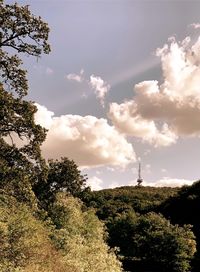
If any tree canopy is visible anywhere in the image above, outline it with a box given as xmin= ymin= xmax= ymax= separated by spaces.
xmin=108 ymin=211 xmax=196 ymax=272
xmin=0 ymin=0 xmax=50 ymax=202
xmin=33 ymin=157 xmax=88 ymax=207
xmin=0 ymin=0 xmax=50 ymax=97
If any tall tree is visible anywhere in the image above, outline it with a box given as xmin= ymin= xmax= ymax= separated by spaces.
xmin=0 ymin=0 xmax=50 ymax=202
xmin=33 ymin=157 xmax=88 ymax=207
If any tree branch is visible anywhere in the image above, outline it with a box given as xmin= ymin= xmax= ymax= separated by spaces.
xmin=0 ymin=31 xmax=28 ymax=47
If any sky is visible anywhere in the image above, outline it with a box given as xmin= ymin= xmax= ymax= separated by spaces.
xmin=6 ymin=0 xmax=200 ymax=190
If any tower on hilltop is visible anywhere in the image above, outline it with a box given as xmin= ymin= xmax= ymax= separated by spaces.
xmin=137 ymin=161 xmax=143 ymax=186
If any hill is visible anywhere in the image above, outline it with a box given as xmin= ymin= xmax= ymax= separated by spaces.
xmin=82 ymin=185 xmax=180 ymax=219
xmin=82 ymin=185 xmax=197 ymax=272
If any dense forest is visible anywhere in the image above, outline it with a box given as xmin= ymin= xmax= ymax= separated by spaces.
xmin=0 ymin=1 xmax=199 ymax=272
xmin=82 ymin=185 xmax=200 ymax=271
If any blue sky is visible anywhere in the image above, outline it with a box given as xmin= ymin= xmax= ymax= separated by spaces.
xmin=7 ymin=0 xmax=200 ymax=189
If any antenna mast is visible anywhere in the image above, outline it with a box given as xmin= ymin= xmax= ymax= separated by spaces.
xmin=137 ymin=161 xmax=143 ymax=186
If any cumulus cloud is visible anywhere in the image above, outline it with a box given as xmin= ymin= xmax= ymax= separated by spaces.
xmin=143 ymin=177 xmax=194 ymax=187
xmin=109 ymin=35 xmax=200 ymax=146
xmin=109 ymin=100 xmax=177 ymax=147
xmin=35 ymin=104 xmax=135 ymax=168
xmin=34 ymin=103 xmax=54 ymax=129
xmin=87 ymin=176 xmax=103 ymax=191
xmin=89 ymin=75 xmax=111 ymax=107
xmin=66 ymin=69 xmax=84 ymax=82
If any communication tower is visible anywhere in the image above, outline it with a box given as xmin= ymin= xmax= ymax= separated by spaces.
xmin=137 ymin=162 xmax=143 ymax=186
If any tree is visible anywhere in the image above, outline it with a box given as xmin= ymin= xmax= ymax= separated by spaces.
xmin=0 ymin=194 xmax=72 ymax=272
xmin=0 ymin=0 xmax=50 ymax=202
xmin=49 ymin=193 xmax=122 ymax=272
xmin=33 ymin=157 xmax=88 ymax=207
xmin=0 ymin=0 xmax=50 ymax=97
xmin=108 ymin=212 xmax=196 ymax=272
xmin=159 ymin=180 xmax=200 ymax=271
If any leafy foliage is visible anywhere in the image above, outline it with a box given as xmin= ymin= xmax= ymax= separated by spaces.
xmin=0 ymin=84 xmax=47 ymax=203
xmin=0 ymin=194 xmax=72 ymax=272
xmin=108 ymin=211 xmax=196 ymax=272
xmin=82 ymin=185 xmax=198 ymax=271
xmin=33 ymin=157 xmax=88 ymax=207
xmin=0 ymin=0 xmax=50 ymax=97
xmin=49 ymin=193 xmax=122 ymax=272
xmin=0 ymin=192 xmax=122 ymax=272
xmin=159 ymin=180 xmax=200 ymax=271
xmin=0 ymin=0 xmax=50 ymax=202
xmin=82 ymin=185 xmax=179 ymax=220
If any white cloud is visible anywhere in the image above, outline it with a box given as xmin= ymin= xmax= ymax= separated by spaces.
xmin=65 ymin=71 xmax=111 ymax=106
xmin=143 ymin=177 xmax=194 ymax=187
xmin=109 ymin=35 xmax=200 ymax=146
xmin=35 ymin=104 xmax=135 ymax=168
xmin=190 ymin=23 xmax=200 ymax=29
xmin=108 ymin=182 xmax=124 ymax=189
xmin=34 ymin=103 xmax=54 ymax=129
xmin=66 ymin=69 xmax=84 ymax=82
xmin=87 ymin=176 xmax=103 ymax=191
xmin=109 ymin=100 xmax=177 ymax=147
xmin=89 ymin=75 xmax=110 ymax=107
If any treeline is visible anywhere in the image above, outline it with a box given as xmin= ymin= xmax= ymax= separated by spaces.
xmin=82 ymin=186 xmax=179 ymax=219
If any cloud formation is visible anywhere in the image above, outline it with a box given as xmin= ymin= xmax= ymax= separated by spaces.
xmin=143 ymin=177 xmax=194 ymax=187
xmin=35 ymin=104 xmax=135 ymax=168
xmin=190 ymin=23 xmax=200 ymax=29
xmin=87 ymin=176 xmax=104 ymax=191
xmin=66 ymin=70 xmax=110 ymax=107
xmin=109 ymin=35 xmax=200 ymax=146
xmin=66 ymin=69 xmax=84 ymax=82
xmin=89 ymin=75 xmax=111 ymax=107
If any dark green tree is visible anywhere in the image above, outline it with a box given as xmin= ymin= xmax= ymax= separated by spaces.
xmin=108 ymin=212 xmax=196 ymax=272
xmin=0 ymin=0 xmax=50 ymax=203
xmin=159 ymin=180 xmax=200 ymax=271
xmin=33 ymin=157 xmax=88 ymax=207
